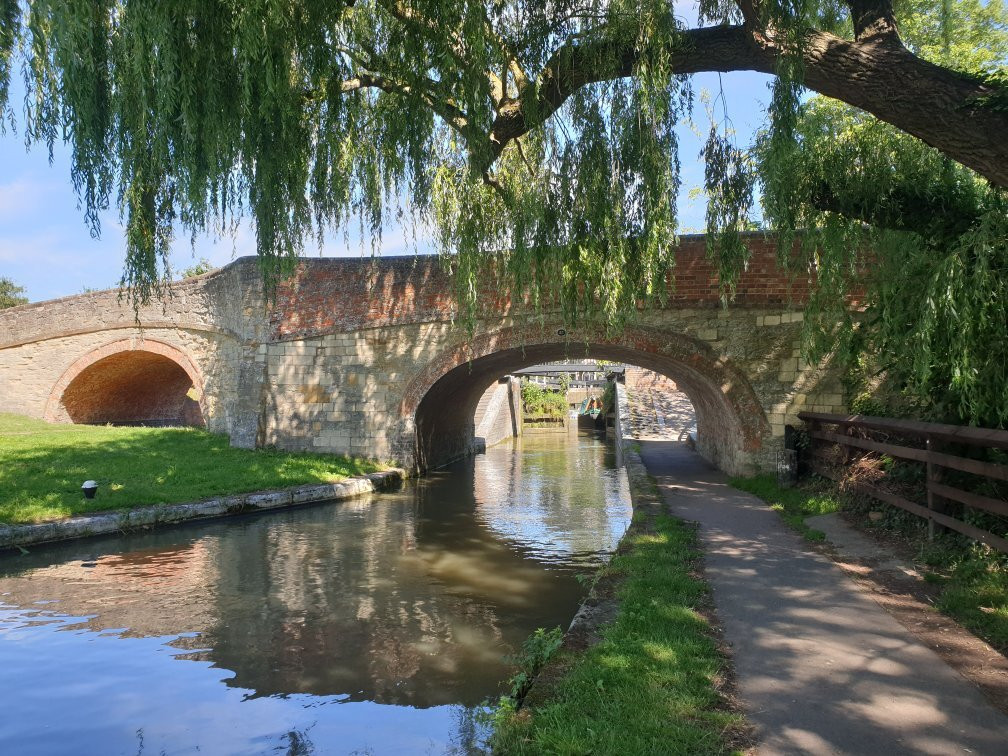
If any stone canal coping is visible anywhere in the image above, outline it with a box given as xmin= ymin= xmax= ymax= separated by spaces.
xmin=0 ymin=469 xmax=407 ymax=551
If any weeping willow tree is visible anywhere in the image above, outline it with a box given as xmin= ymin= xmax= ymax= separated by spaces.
xmin=0 ymin=0 xmax=1006 ymax=422
xmin=754 ymin=0 xmax=1008 ymax=426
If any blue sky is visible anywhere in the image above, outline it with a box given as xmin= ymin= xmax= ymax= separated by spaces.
xmin=0 ymin=66 xmax=773 ymax=303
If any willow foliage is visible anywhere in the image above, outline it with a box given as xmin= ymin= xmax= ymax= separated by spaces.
xmin=0 ymin=0 xmax=687 ymax=324
xmin=756 ymin=0 xmax=1008 ymax=426
xmin=1 ymin=0 xmax=1007 ymax=424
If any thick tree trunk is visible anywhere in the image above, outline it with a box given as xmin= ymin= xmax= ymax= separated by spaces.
xmin=800 ymin=32 xmax=1007 ymax=188
xmin=489 ymin=26 xmax=1008 ymax=188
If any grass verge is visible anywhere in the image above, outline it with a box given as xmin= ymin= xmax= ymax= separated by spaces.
xmin=0 ymin=413 xmax=384 ymax=524
xmin=488 ymin=508 xmax=745 ymax=754
xmin=729 ymin=475 xmax=840 ymax=541
xmin=867 ymin=500 xmax=1008 ymax=649
xmin=732 ymin=473 xmax=1007 ymax=650
xmin=924 ymin=552 xmax=1008 ymax=649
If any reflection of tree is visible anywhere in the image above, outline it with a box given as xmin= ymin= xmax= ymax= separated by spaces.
xmin=447 ymin=705 xmax=487 ymax=756
xmin=0 ymin=537 xmax=221 ymax=638
xmin=203 ymin=498 xmax=515 ymax=706
xmin=203 ymin=481 xmax=596 ymax=707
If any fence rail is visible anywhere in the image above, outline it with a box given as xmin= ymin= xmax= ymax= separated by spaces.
xmin=798 ymin=412 xmax=1008 ymax=554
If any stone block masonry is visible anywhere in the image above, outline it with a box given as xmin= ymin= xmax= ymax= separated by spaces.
xmin=0 ymin=234 xmax=850 ymax=477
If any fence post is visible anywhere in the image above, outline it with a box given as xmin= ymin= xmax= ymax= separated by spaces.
xmin=926 ymin=435 xmax=942 ymax=540
xmin=843 ymin=420 xmax=856 ymax=464
xmin=805 ymin=418 xmax=818 ymax=477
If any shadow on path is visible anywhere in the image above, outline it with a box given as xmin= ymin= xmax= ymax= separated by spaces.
xmin=638 ymin=440 xmax=1008 ymax=756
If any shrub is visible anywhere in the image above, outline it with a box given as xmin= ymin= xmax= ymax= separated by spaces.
xmin=521 ymin=381 xmax=567 ymax=419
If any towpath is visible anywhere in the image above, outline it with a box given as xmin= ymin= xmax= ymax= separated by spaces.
xmin=637 ymin=440 xmax=1008 ymax=756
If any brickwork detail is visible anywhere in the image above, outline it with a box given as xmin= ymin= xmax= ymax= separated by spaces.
xmin=45 ymin=338 xmax=204 ymax=423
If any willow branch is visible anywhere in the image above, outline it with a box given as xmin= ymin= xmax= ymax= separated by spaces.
xmin=811 ymin=181 xmax=981 ymax=240
xmin=376 ymin=0 xmax=504 ymax=103
xmin=337 ymin=71 xmax=474 ymax=141
xmin=482 ymin=24 xmax=1008 ymax=188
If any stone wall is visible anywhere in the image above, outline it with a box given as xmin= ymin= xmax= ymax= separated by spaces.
xmin=0 ymin=234 xmax=850 ymax=476
xmin=475 ymin=381 xmax=517 ymax=450
xmin=0 ymin=264 xmax=269 ymax=447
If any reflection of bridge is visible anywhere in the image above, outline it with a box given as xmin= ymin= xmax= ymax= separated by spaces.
xmin=0 ymin=235 xmax=849 ymax=475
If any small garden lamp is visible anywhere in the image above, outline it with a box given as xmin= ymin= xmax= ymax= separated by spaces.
xmin=81 ymin=480 xmax=98 ymax=499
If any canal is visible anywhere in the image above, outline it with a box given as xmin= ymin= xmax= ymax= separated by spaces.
xmin=0 ymin=430 xmax=631 ymax=755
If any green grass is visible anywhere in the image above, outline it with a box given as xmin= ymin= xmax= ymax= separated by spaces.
xmin=521 ymin=381 xmax=568 ymax=419
xmin=730 ymin=475 xmax=841 ymax=541
xmin=489 ymin=513 xmax=745 ymax=755
xmin=0 ymin=413 xmax=384 ymax=524
xmin=933 ymin=558 xmax=1008 ymax=649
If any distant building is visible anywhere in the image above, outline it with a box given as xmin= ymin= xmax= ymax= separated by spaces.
xmin=511 ymin=361 xmax=624 ymax=389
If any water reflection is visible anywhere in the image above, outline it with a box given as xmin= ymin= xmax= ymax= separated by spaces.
xmin=0 ymin=431 xmax=630 ymax=754
xmin=474 ymin=433 xmax=631 ymax=563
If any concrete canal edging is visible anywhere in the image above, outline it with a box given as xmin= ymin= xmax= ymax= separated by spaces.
xmin=0 ymin=469 xmax=406 ymax=551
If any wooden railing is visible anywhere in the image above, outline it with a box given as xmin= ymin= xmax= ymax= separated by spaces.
xmin=798 ymin=412 xmax=1008 ymax=553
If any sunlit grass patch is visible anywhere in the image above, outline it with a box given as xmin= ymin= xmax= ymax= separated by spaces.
xmin=730 ymin=475 xmax=840 ymax=540
xmin=490 ymin=514 xmax=746 ymax=755
xmin=928 ymin=549 xmax=1008 ymax=649
xmin=0 ymin=413 xmax=385 ymax=524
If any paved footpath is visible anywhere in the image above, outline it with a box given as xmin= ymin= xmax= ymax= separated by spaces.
xmin=637 ymin=440 xmax=1008 ymax=756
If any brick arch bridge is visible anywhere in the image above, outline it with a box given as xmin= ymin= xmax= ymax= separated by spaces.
xmin=409 ymin=325 xmax=768 ymax=472
xmin=44 ymin=338 xmax=205 ymax=426
xmin=0 ymin=235 xmax=848 ymax=476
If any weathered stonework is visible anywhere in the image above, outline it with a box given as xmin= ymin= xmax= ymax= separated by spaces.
xmin=0 ymin=235 xmax=849 ymax=476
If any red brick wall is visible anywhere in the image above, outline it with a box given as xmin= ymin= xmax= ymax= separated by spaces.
xmin=667 ymin=237 xmax=812 ymax=305
xmin=271 ymin=236 xmax=813 ymax=341
xmin=59 ymin=351 xmax=203 ymax=425
xmin=45 ymin=339 xmax=206 ymax=427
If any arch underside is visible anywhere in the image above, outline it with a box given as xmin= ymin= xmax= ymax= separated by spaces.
xmin=413 ymin=336 xmax=768 ymax=475
xmin=56 ymin=350 xmax=204 ymax=427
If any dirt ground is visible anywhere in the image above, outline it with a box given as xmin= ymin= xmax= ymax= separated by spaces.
xmin=806 ymin=511 xmax=1008 ymax=717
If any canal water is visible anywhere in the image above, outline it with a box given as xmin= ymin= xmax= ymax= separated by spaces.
xmin=0 ymin=431 xmax=630 ymax=755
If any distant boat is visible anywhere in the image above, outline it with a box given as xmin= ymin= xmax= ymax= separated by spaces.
xmin=579 ymin=396 xmax=602 ymax=419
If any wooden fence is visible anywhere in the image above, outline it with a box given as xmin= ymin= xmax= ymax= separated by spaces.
xmin=798 ymin=411 xmax=1008 ymax=554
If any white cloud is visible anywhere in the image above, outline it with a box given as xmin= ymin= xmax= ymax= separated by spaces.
xmin=0 ymin=176 xmax=64 ymax=224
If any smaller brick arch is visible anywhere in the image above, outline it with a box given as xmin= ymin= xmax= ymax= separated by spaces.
xmin=45 ymin=339 xmax=205 ymax=427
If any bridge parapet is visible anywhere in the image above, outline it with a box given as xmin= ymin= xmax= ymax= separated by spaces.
xmin=0 ymin=259 xmax=268 ymax=350
xmin=268 ymin=235 xmax=813 ymax=343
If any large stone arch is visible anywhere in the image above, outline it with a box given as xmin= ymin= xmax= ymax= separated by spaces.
xmin=402 ymin=323 xmax=770 ymax=475
xmin=44 ymin=338 xmax=206 ymax=427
